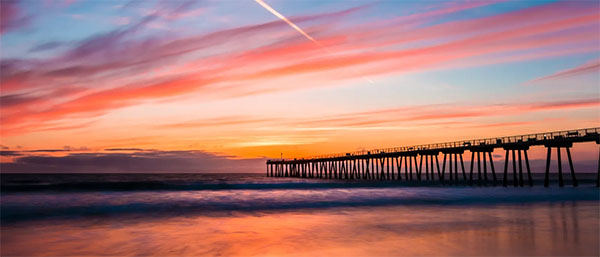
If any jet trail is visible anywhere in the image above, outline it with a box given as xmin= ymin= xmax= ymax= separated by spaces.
xmin=254 ymin=0 xmax=374 ymax=84
xmin=254 ymin=0 xmax=319 ymax=45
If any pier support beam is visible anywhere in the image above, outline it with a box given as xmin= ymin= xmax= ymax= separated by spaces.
xmin=406 ymin=156 xmax=411 ymax=181
xmin=424 ymin=155 xmax=429 ymax=180
xmin=363 ymin=158 xmax=368 ymax=179
xmin=471 ymin=151 xmax=476 ymax=184
xmin=460 ymin=154 xmax=467 ymax=181
xmin=502 ymin=145 xmax=531 ymax=187
xmin=597 ymin=145 xmax=600 ymax=187
xmin=435 ymin=154 xmax=441 ymax=181
xmin=441 ymin=153 xmax=446 ymax=182
xmin=413 ymin=155 xmax=420 ymax=181
xmin=351 ymin=159 xmax=357 ymax=179
xmin=278 ymin=163 xmax=282 ymax=177
xmin=544 ymin=142 xmax=576 ymax=187
xmin=332 ymin=161 xmax=336 ymax=179
xmin=380 ymin=157 xmax=385 ymax=180
xmin=398 ymin=152 xmax=418 ymax=181
xmin=470 ymin=147 xmax=496 ymax=186
xmin=396 ymin=156 xmax=403 ymax=181
xmin=597 ymin=146 xmax=600 ymax=187
xmin=418 ymin=151 xmax=440 ymax=181
xmin=386 ymin=157 xmax=394 ymax=180
xmin=371 ymin=157 xmax=375 ymax=180
xmin=409 ymin=155 xmax=413 ymax=181
xmin=344 ymin=160 xmax=348 ymax=179
xmin=441 ymin=149 xmax=465 ymax=184
xmin=329 ymin=160 xmax=334 ymax=179
xmin=365 ymin=157 xmax=371 ymax=180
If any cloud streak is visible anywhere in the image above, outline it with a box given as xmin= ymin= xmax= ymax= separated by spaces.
xmin=155 ymin=97 xmax=600 ymax=131
xmin=1 ymin=0 xmax=598 ymax=161
xmin=531 ymin=59 xmax=600 ymax=83
xmin=298 ymin=98 xmax=600 ymax=129
xmin=1 ymin=150 xmax=266 ymax=173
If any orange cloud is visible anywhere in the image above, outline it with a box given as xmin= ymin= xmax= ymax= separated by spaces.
xmin=1 ymin=1 xmax=598 ymax=137
xmin=154 ymin=98 xmax=599 ymax=131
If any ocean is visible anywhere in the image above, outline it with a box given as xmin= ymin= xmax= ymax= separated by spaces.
xmin=1 ymin=173 xmax=599 ymax=256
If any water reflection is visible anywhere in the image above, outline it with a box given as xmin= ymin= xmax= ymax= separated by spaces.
xmin=2 ymin=202 xmax=598 ymax=256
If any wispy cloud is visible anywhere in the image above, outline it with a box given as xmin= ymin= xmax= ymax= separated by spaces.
xmin=155 ymin=97 xmax=599 ymax=131
xmin=296 ymin=98 xmax=600 ymax=129
xmin=157 ymin=116 xmax=276 ymax=129
xmin=1 ymin=0 xmax=598 ymax=156
xmin=530 ymin=59 xmax=600 ymax=83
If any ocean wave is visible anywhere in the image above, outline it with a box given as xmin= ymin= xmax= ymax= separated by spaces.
xmin=1 ymin=186 xmax=598 ymax=223
xmin=2 ymin=173 xmax=598 ymax=192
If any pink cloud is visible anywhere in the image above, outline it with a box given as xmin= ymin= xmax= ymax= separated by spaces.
xmin=1 ymin=1 xmax=598 ymax=136
xmin=300 ymin=98 xmax=600 ymax=128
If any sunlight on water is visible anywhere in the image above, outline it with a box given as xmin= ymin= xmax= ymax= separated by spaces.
xmin=2 ymin=202 xmax=598 ymax=256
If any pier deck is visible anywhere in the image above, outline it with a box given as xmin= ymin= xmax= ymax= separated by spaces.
xmin=266 ymin=127 xmax=600 ymax=187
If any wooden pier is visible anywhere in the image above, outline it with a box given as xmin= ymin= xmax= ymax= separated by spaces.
xmin=266 ymin=127 xmax=600 ymax=187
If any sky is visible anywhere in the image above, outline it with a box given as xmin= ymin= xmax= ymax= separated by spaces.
xmin=0 ymin=0 xmax=599 ymax=173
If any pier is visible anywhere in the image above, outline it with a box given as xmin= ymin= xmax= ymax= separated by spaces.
xmin=266 ymin=127 xmax=600 ymax=187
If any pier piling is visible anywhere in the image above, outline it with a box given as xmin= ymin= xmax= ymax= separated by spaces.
xmin=265 ymin=128 xmax=600 ymax=188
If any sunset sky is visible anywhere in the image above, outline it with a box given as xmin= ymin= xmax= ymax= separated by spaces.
xmin=1 ymin=0 xmax=599 ymax=173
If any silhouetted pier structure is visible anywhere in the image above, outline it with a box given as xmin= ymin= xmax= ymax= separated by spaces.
xmin=266 ymin=127 xmax=600 ymax=187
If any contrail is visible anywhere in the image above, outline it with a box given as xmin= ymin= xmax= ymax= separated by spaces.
xmin=254 ymin=0 xmax=319 ymax=45
xmin=254 ymin=0 xmax=373 ymax=84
